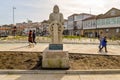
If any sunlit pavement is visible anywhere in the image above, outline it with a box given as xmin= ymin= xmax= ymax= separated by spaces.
xmin=0 ymin=74 xmax=120 ymax=80
xmin=0 ymin=43 xmax=120 ymax=55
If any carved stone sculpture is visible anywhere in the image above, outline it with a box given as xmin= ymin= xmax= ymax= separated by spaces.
xmin=48 ymin=5 xmax=64 ymax=44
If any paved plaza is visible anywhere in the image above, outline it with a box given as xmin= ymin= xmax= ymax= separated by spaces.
xmin=0 ymin=73 xmax=120 ymax=80
xmin=0 ymin=43 xmax=120 ymax=55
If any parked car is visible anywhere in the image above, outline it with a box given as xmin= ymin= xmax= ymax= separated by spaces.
xmin=0 ymin=32 xmax=8 ymax=37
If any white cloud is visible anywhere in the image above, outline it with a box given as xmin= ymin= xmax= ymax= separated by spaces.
xmin=49 ymin=0 xmax=120 ymax=16
xmin=0 ymin=0 xmax=120 ymax=25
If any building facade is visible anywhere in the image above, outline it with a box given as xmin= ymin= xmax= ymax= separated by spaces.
xmin=67 ymin=14 xmax=77 ymax=35
xmin=40 ymin=20 xmax=49 ymax=36
xmin=83 ymin=16 xmax=97 ymax=37
xmin=0 ymin=25 xmax=11 ymax=37
xmin=16 ymin=21 xmax=41 ymax=36
xmin=63 ymin=20 xmax=68 ymax=35
xmin=67 ymin=13 xmax=93 ymax=36
xmin=83 ymin=8 xmax=120 ymax=38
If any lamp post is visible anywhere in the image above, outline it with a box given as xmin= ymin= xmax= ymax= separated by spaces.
xmin=13 ymin=7 xmax=16 ymax=24
xmin=12 ymin=7 xmax=16 ymax=37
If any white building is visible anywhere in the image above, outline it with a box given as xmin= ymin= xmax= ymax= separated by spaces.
xmin=83 ymin=16 xmax=97 ymax=30
xmin=67 ymin=13 xmax=94 ymax=36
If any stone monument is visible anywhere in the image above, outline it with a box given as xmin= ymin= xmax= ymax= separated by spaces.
xmin=48 ymin=5 xmax=64 ymax=50
xmin=42 ymin=5 xmax=69 ymax=69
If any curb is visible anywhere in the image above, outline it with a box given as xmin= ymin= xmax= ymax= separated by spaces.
xmin=0 ymin=69 xmax=120 ymax=74
xmin=69 ymin=53 xmax=120 ymax=56
xmin=0 ymin=51 xmax=119 ymax=56
xmin=66 ymin=69 xmax=120 ymax=74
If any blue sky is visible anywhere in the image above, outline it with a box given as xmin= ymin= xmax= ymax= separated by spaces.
xmin=0 ymin=0 xmax=120 ymax=25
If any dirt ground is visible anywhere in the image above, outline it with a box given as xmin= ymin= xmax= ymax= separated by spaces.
xmin=0 ymin=51 xmax=120 ymax=70
xmin=69 ymin=53 xmax=120 ymax=70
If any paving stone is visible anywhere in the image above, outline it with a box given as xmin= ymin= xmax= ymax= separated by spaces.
xmin=79 ymin=74 xmax=120 ymax=80
xmin=1 ymin=75 xmax=21 ymax=80
xmin=0 ymin=74 xmax=120 ymax=80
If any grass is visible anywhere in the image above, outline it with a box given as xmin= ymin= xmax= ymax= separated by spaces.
xmin=63 ymin=35 xmax=81 ymax=40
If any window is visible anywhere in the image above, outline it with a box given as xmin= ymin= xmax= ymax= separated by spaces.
xmin=117 ymin=17 xmax=120 ymax=24
xmin=104 ymin=19 xmax=106 ymax=25
xmin=108 ymin=18 xmax=111 ymax=24
xmin=88 ymin=22 xmax=91 ymax=27
xmin=102 ymin=19 xmax=105 ymax=25
xmin=106 ymin=18 xmax=110 ymax=25
xmin=116 ymin=28 xmax=119 ymax=33
xmin=97 ymin=20 xmax=100 ymax=25
xmin=110 ymin=18 xmax=116 ymax=25
xmin=93 ymin=22 xmax=96 ymax=26
xmin=99 ymin=19 xmax=102 ymax=25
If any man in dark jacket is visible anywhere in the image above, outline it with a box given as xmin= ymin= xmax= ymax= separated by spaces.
xmin=33 ymin=30 xmax=36 ymax=44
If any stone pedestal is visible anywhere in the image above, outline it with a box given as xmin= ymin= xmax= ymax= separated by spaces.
xmin=42 ymin=49 xmax=69 ymax=69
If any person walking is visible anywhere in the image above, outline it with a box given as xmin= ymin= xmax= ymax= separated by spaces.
xmin=28 ymin=30 xmax=34 ymax=47
xmin=99 ymin=36 xmax=108 ymax=53
xmin=98 ymin=32 xmax=103 ymax=49
xmin=32 ymin=30 xmax=36 ymax=44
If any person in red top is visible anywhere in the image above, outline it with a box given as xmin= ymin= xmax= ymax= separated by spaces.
xmin=28 ymin=30 xmax=33 ymax=43
xmin=28 ymin=30 xmax=34 ymax=47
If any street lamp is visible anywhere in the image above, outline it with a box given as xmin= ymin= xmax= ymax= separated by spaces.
xmin=13 ymin=7 xmax=16 ymax=24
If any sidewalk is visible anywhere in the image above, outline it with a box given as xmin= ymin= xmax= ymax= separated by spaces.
xmin=0 ymin=73 xmax=120 ymax=80
xmin=0 ymin=43 xmax=120 ymax=55
xmin=0 ymin=70 xmax=120 ymax=80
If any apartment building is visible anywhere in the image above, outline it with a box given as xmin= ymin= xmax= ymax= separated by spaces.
xmin=83 ymin=8 xmax=120 ymax=38
xmin=67 ymin=13 xmax=93 ymax=36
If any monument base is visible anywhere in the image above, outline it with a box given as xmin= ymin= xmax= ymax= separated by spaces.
xmin=42 ymin=49 xmax=69 ymax=69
